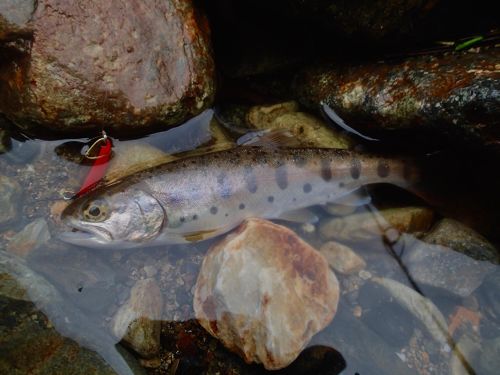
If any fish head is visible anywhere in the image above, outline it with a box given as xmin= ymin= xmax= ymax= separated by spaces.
xmin=60 ymin=187 xmax=165 ymax=248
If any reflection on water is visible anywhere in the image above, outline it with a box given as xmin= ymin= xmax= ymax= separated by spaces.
xmin=1 ymin=109 xmax=499 ymax=375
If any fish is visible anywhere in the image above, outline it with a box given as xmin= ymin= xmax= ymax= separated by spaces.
xmin=60 ymin=146 xmax=419 ymax=248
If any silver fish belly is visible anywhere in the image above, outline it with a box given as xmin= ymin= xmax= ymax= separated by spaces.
xmin=60 ymin=147 xmax=417 ymax=248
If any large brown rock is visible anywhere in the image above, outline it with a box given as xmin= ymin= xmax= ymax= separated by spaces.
xmin=295 ymin=49 xmax=500 ymax=145
xmin=0 ymin=0 xmax=34 ymax=41
xmin=0 ymin=0 xmax=214 ymax=135
xmin=193 ymin=218 xmax=339 ymax=370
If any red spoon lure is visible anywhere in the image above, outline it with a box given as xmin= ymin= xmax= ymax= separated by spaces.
xmin=74 ymin=131 xmax=113 ymax=198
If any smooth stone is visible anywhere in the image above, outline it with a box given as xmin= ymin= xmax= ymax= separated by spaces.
xmin=7 ymin=218 xmax=51 ymax=257
xmin=111 ymin=278 xmax=163 ymax=359
xmin=423 ymin=219 xmax=499 ymax=263
xmin=319 ymin=241 xmax=366 ymax=275
xmin=247 ymin=101 xmax=352 ymax=149
xmin=403 ymin=220 xmax=498 ymax=297
xmin=319 ymin=206 xmax=434 ymax=241
xmin=194 ymin=218 xmax=339 ymax=370
xmin=0 ymin=0 xmax=214 ymax=135
xmin=295 ymin=49 xmax=500 ymax=146
xmin=358 ymin=282 xmax=416 ymax=348
xmin=0 ymin=175 xmax=21 ymax=226
xmin=479 ymin=336 xmax=500 ymax=374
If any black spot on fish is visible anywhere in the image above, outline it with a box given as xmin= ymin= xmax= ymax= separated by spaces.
xmin=225 ymin=213 xmax=229 ymax=217
xmin=244 ymin=166 xmax=258 ymax=193
xmin=210 ymin=206 xmax=218 ymax=215
xmin=293 ymin=197 xmax=297 ymax=202
xmin=339 ymin=182 xmax=345 ymax=188
xmin=350 ymin=159 xmax=361 ymax=179
xmin=275 ymin=165 xmax=288 ymax=190
xmin=239 ymin=203 xmax=245 ymax=210
xmin=217 ymin=172 xmax=232 ymax=199
xmin=180 ymin=217 xmax=185 ymax=223
xmin=377 ymin=161 xmax=390 ymax=178
xmin=294 ymin=155 xmax=307 ymax=167
xmin=192 ymin=214 xmax=198 ymax=220
xmin=320 ymin=159 xmax=332 ymax=181
xmin=268 ymin=196 xmax=274 ymax=203
xmin=303 ymin=183 xmax=312 ymax=193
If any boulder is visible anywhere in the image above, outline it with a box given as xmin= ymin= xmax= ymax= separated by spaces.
xmin=194 ymin=218 xmax=339 ymax=370
xmin=0 ymin=0 xmax=214 ymax=136
xmin=295 ymin=49 xmax=500 ymax=146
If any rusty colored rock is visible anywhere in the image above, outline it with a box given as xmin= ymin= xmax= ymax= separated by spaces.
xmin=194 ymin=218 xmax=339 ymax=370
xmin=295 ymin=49 xmax=500 ymax=145
xmin=0 ymin=0 xmax=215 ymax=135
xmin=0 ymin=0 xmax=34 ymax=41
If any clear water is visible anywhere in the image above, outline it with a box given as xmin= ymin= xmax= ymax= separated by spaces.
xmin=1 ymin=108 xmax=499 ymax=375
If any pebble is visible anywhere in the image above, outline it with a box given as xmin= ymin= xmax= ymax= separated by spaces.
xmin=0 ymin=175 xmax=21 ymax=227
xmin=194 ymin=218 xmax=339 ymax=370
xmin=111 ymin=278 xmax=163 ymax=358
xmin=319 ymin=241 xmax=366 ymax=275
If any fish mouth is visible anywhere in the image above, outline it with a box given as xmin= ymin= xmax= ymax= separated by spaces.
xmin=59 ymin=219 xmax=114 ymax=248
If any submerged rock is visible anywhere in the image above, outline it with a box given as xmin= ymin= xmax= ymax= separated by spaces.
xmin=194 ymin=218 xmax=339 ymax=370
xmin=111 ymin=278 xmax=163 ymax=359
xmin=0 ymin=175 xmax=21 ymax=227
xmin=403 ymin=219 xmax=498 ymax=297
xmin=319 ymin=206 xmax=434 ymax=241
xmin=7 ymin=218 xmax=51 ymax=257
xmin=0 ymin=0 xmax=214 ymax=135
xmin=295 ymin=49 xmax=500 ymax=145
xmin=246 ymin=101 xmax=352 ymax=148
xmin=423 ymin=219 xmax=499 ymax=263
xmin=0 ymin=250 xmax=144 ymax=375
xmin=319 ymin=241 xmax=366 ymax=275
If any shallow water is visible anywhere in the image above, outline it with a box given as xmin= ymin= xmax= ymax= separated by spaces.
xmin=1 ymin=108 xmax=500 ymax=375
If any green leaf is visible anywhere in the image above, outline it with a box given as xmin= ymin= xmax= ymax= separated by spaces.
xmin=455 ymin=36 xmax=484 ymax=51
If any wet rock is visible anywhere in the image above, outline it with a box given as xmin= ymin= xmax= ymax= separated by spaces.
xmin=0 ymin=250 xmax=144 ymax=375
xmin=358 ymin=282 xmax=416 ymax=348
xmin=403 ymin=220 xmax=498 ymax=297
xmin=0 ymin=0 xmax=34 ymax=41
xmin=479 ymin=336 xmax=500 ymax=374
xmin=423 ymin=219 xmax=499 ymax=263
xmin=246 ymin=102 xmax=352 ymax=148
xmin=111 ymin=278 xmax=163 ymax=358
xmin=0 ymin=175 xmax=21 ymax=227
xmin=194 ymin=218 xmax=339 ymax=370
xmin=7 ymin=218 xmax=51 ymax=257
xmin=477 ymin=270 xmax=500 ymax=339
xmin=450 ymin=334 xmax=481 ymax=375
xmin=0 ymin=0 xmax=214 ymax=135
xmin=316 ymin=306 xmax=418 ymax=375
xmin=373 ymin=277 xmax=449 ymax=345
xmin=319 ymin=241 xmax=366 ymax=275
xmin=295 ymin=49 xmax=500 ymax=145
xmin=319 ymin=206 xmax=434 ymax=241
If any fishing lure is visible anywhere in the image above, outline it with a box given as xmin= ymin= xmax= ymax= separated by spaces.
xmin=74 ymin=131 xmax=113 ymax=198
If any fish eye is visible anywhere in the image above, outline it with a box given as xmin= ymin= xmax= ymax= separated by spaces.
xmin=83 ymin=200 xmax=109 ymax=222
